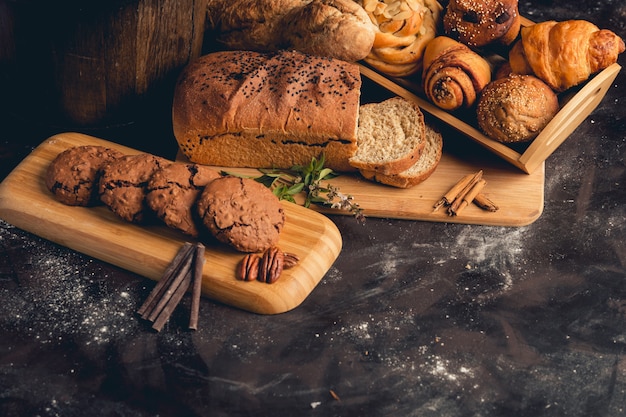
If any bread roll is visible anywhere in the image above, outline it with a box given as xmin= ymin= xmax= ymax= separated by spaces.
xmin=477 ymin=74 xmax=559 ymax=143
xmin=206 ymin=0 xmax=376 ymax=62
xmin=443 ymin=0 xmax=521 ymax=47
xmin=349 ymin=97 xmax=426 ymax=175
xmin=172 ymin=50 xmax=361 ymax=172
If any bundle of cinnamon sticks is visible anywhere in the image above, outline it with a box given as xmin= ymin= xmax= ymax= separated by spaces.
xmin=137 ymin=242 xmax=205 ymax=332
xmin=433 ymin=170 xmax=498 ymax=216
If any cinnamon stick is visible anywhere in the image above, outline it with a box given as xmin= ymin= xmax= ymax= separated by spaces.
xmin=145 ymin=253 xmax=194 ymax=322
xmin=447 ymin=171 xmax=483 ymax=215
xmin=473 ymin=193 xmax=499 ymax=212
xmin=449 ymin=179 xmax=486 ymax=216
xmin=137 ymin=242 xmax=194 ymax=316
xmin=433 ymin=172 xmax=475 ymax=211
xmin=188 ymin=243 xmax=205 ymax=331
xmin=138 ymin=241 xmax=209 ymax=332
xmin=152 ymin=267 xmax=193 ymax=332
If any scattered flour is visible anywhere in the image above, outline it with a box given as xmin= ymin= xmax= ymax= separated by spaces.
xmin=0 ymin=220 xmax=139 ymax=347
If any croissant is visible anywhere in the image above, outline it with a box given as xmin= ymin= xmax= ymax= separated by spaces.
xmin=421 ymin=36 xmax=492 ymax=111
xmin=509 ymin=20 xmax=625 ymax=92
xmin=360 ymin=0 xmax=443 ymax=77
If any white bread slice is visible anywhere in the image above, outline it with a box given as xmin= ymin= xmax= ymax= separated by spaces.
xmin=349 ymin=96 xmax=425 ymax=175
xmin=360 ymin=124 xmax=443 ymax=188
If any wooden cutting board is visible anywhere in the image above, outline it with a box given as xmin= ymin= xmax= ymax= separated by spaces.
xmin=177 ymin=136 xmax=545 ymax=227
xmin=0 ymin=133 xmax=343 ymax=315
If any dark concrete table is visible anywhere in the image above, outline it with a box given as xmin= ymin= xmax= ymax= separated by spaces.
xmin=1 ymin=0 xmax=625 ymax=415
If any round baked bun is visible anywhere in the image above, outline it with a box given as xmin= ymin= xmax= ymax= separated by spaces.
xmin=443 ymin=0 xmax=521 ymax=47
xmin=196 ymin=177 xmax=285 ymax=253
xmin=477 ymin=74 xmax=559 ymax=143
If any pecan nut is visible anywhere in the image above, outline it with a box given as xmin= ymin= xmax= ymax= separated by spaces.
xmin=236 ymin=254 xmax=260 ymax=281
xmin=283 ymin=252 xmax=300 ymax=269
xmin=258 ymin=246 xmax=284 ymax=284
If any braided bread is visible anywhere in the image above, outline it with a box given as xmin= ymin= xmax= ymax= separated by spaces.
xmin=361 ymin=0 xmax=443 ymax=77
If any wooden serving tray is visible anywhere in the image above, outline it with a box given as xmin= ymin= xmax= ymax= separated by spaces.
xmin=0 ymin=133 xmax=342 ymax=315
xmin=361 ymin=63 xmax=621 ymax=175
xmin=178 ymin=143 xmax=545 ymax=227
xmin=360 ymin=16 xmax=622 ymax=174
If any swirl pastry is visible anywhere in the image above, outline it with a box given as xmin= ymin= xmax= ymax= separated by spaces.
xmin=421 ymin=36 xmax=492 ymax=111
xmin=360 ymin=0 xmax=443 ymax=77
xmin=509 ymin=20 xmax=625 ymax=92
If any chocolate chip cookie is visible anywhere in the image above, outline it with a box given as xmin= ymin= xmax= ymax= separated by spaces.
xmin=196 ymin=176 xmax=285 ymax=252
xmin=146 ymin=162 xmax=221 ymax=237
xmin=46 ymin=145 xmax=124 ymax=206
xmin=99 ymin=153 xmax=170 ymax=223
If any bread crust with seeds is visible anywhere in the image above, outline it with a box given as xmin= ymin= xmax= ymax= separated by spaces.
xmin=476 ymin=74 xmax=559 ymax=143
xmin=172 ymin=50 xmax=361 ymax=172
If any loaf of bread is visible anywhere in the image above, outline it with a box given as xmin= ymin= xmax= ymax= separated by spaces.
xmin=360 ymin=123 xmax=443 ymax=188
xmin=206 ymin=0 xmax=376 ymax=63
xmin=477 ymin=74 xmax=559 ymax=143
xmin=172 ymin=50 xmax=361 ymax=172
xmin=443 ymin=0 xmax=520 ymax=48
xmin=509 ymin=20 xmax=625 ymax=92
xmin=349 ymin=97 xmax=426 ymax=175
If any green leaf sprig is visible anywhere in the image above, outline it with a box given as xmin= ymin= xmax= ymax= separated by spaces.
xmin=252 ymin=155 xmax=364 ymax=222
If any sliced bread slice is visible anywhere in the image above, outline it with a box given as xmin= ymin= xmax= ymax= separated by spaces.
xmin=349 ymin=96 xmax=425 ymax=175
xmin=360 ymin=124 xmax=443 ymax=188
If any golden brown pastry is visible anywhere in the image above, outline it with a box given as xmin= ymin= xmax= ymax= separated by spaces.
xmin=422 ymin=36 xmax=492 ymax=111
xmin=443 ymin=0 xmax=521 ymax=48
xmin=360 ymin=0 xmax=443 ymax=77
xmin=509 ymin=20 xmax=625 ymax=92
xmin=476 ymin=74 xmax=559 ymax=143
xmin=206 ymin=0 xmax=376 ymax=62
